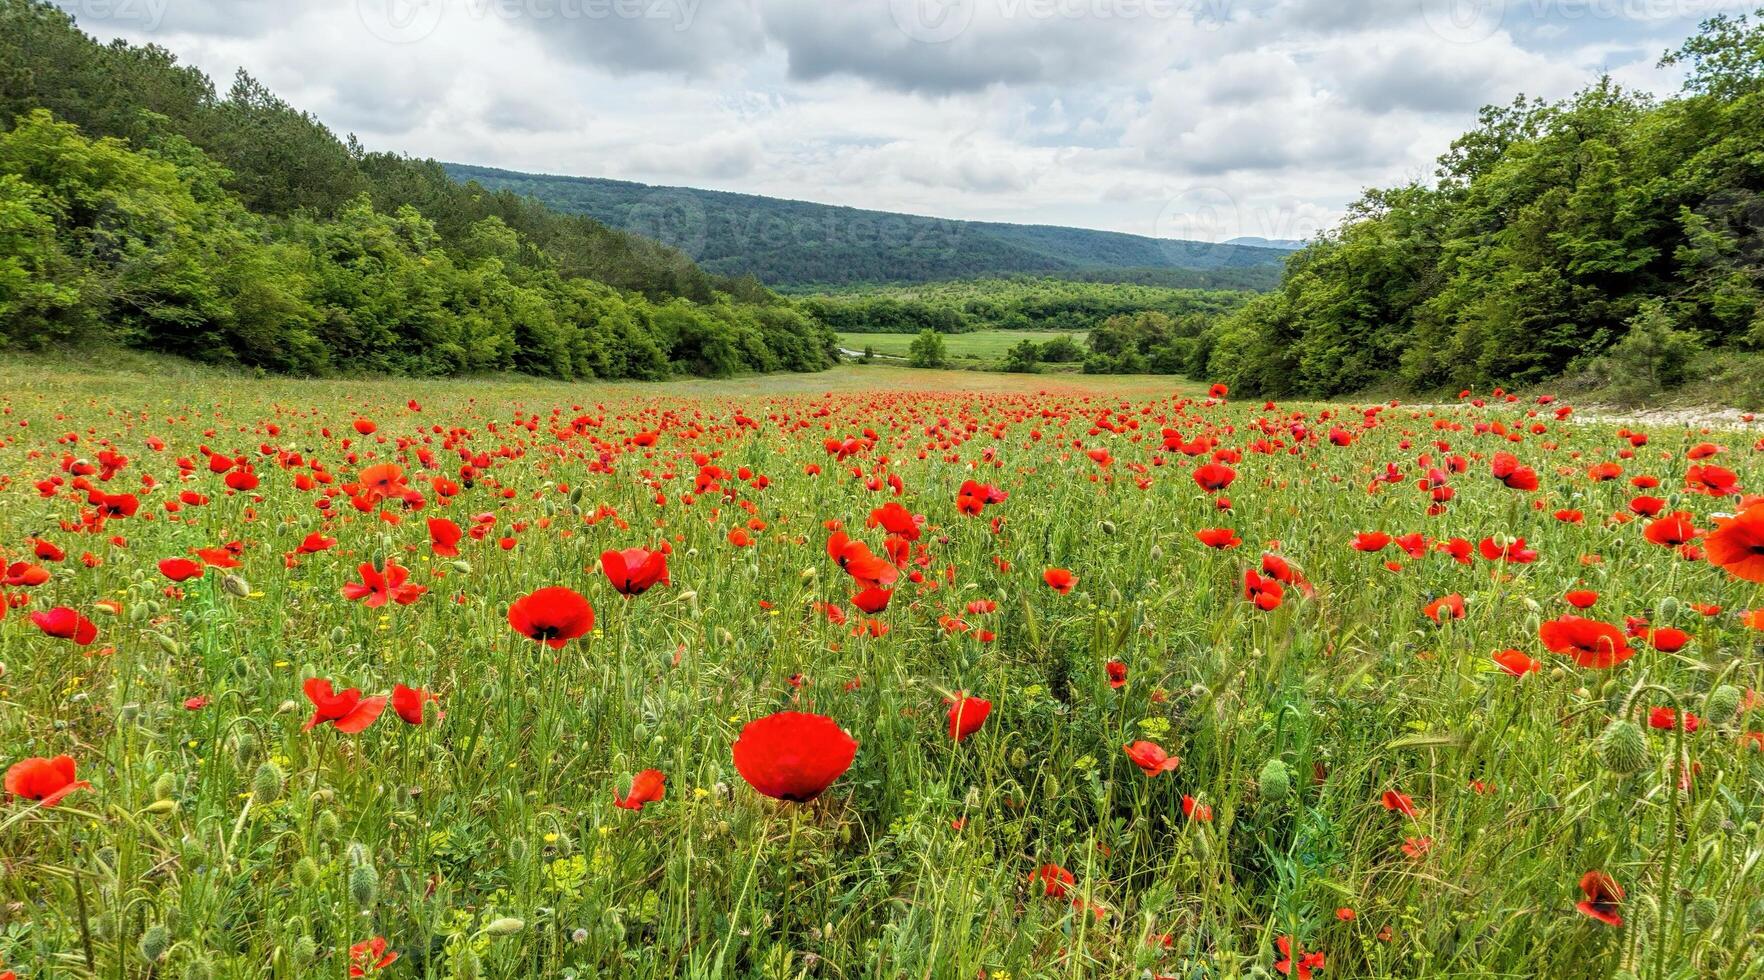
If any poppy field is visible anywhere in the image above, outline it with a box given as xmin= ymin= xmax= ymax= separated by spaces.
xmin=4 ymin=363 xmax=1764 ymax=980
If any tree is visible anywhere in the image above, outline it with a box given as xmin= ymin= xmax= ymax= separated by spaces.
xmin=1002 ymin=339 xmax=1040 ymax=373
xmin=908 ymin=329 xmax=947 ymax=368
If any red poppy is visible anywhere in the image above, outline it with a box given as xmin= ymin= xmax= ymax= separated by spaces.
xmin=508 ymin=586 xmax=596 ymax=648
xmin=4 ymin=755 xmax=91 ymax=806
xmin=947 ymin=693 xmax=992 ymax=740
xmin=1490 ymin=452 xmax=1539 ymax=491
xmin=341 ymin=560 xmax=427 ymax=608
xmin=1181 ymin=795 xmax=1213 ymax=821
xmin=1193 ymin=463 xmax=1236 ymax=493
xmin=158 ymin=557 xmax=206 ymax=582
xmin=1105 ymin=659 xmax=1128 ymax=689
xmin=1352 ymin=532 xmax=1390 ymax=552
xmin=1539 ymin=616 xmax=1635 ymax=669
xmin=1275 ymin=936 xmax=1325 ymax=979
xmin=1643 ymin=512 xmax=1701 ymax=548
xmin=390 ymin=684 xmax=440 ymax=725
xmin=1564 ymin=589 xmax=1599 ymax=609
xmin=348 ymin=937 xmax=398 ymax=977
xmin=1195 ymin=527 xmax=1241 ymax=549
xmin=614 ymin=769 xmax=667 ymax=811
xmin=1478 ymin=537 xmax=1537 ymax=563
xmin=2 ymin=562 xmax=49 ymax=586
xmin=1244 ymin=569 xmax=1284 ymax=611
xmin=601 ymin=547 xmax=670 ymax=597
xmin=1043 ymin=567 xmax=1077 ymax=594
xmin=30 ymin=606 xmax=98 ymax=645
xmin=296 ymin=532 xmax=337 ymax=554
xmin=1575 ymin=870 xmax=1623 ymax=927
xmin=1706 ymin=504 xmax=1764 ymax=583
xmin=302 ymin=679 xmax=387 ymax=734
xmin=1423 ymin=594 xmax=1465 ymax=623
xmin=732 ymin=711 xmax=857 ymax=803
xmin=1380 ymin=790 xmax=1416 ymax=818
xmin=1492 ymin=649 xmax=1541 ymax=676
xmin=1031 ymin=863 xmax=1075 ymax=898
xmin=427 ymin=517 xmax=463 ymax=558
xmin=828 ymin=531 xmax=899 ymax=589
xmin=1646 ymin=627 xmax=1690 ymax=653
xmin=1123 ymin=740 xmax=1181 ymax=776
xmin=1647 ymin=707 xmax=1699 ymax=732
xmin=852 ymin=587 xmax=892 ymax=614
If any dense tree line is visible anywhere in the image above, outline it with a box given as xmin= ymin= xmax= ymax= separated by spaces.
xmin=446 ymin=164 xmax=1289 ymax=291
xmin=1200 ymin=12 xmax=1764 ymax=398
xmin=0 ymin=0 xmax=836 ymax=379
xmin=802 ymin=277 xmax=1254 ymax=336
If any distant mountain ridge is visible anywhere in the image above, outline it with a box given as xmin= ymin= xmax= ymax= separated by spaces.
xmin=444 ymin=163 xmax=1290 ymax=291
xmin=1226 ymin=236 xmax=1308 ymax=251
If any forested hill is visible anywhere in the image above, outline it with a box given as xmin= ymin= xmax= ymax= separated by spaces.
xmin=1198 ymin=11 xmax=1764 ymax=399
xmin=0 ymin=0 xmax=836 ymax=380
xmin=443 ymin=163 xmax=1290 ymax=291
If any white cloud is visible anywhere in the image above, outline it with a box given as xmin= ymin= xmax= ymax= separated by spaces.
xmin=50 ymin=0 xmax=1730 ymax=240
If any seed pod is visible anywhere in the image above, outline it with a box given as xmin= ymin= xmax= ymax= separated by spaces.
xmin=183 ymin=957 xmax=215 ymax=980
xmin=346 ymin=841 xmax=372 ymax=867
xmin=1706 ymin=685 xmax=1742 ymax=725
xmin=1689 ymin=895 xmax=1719 ymax=930
xmin=1656 ymin=596 xmax=1680 ymax=621
xmin=143 ymin=799 xmax=178 ymax=815
xmin=253 ymin=762 xmax=284 ymax=802
xmin=1010 ymin=747 xmax=1028 ymax=768
xmin=349 ymin=863 xmax=378 ymax=909
xmin=482 ymin=917 xmax=525 ymax=936
xmin=1100 ymin=519 xmax=1116 ymax=535
xmin=153 ymin=772 xmax=177 ymax=801
xmin=221 ymin=573 xmax=250 ymax=597
xmin=316 ymin=811 xmax=340 ymax=839
xmin=139 ymin=924 xmax=171 ymax=963
xmin=1258 ymin=758 xmax=1291 ymax=801
xmin=293 ymin=936 xmax=318 ymax=964
xmin=1597 ymin=719 xmax=1649 ymax=775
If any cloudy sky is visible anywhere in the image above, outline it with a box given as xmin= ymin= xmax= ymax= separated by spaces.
xmin=54 ymin=0 xmax=1753 ymax=241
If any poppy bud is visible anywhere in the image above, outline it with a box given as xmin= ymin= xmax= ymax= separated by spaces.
xmin=1100 ymin=519 xmax=1115 ymax=535
xmin=221 ymin=573 xmax=250 ymax=597
xmin=1688 ymin=895 xmax=1718 ymax=930
xmin=1258 ymin=759 xmax=1290 ymax=801
xmin=330 ymin=626 xmax=348 ymax=646
xmin=1705 ymin=685 xmax=1742 ymax=725
xmin=153 ymin=772 xmax=177 ymax=801
xmin=292 ymin=936 xmax=318 ymax=964
xmin=1597 ymin=719 xmax=1648 ymax=774
xmin=119 ymin=703 xmax=141 ymax=724
xmin=1149 ymin=544 xmax=1163 ymax=561
xmin=316 ymin=811 xmax=340 ymax=839
xmin=232 ymin=732 xmax=257 ymax=758
xmin=183 ymin=957 xmax=215 ymax=980
xmin=139 ymin=924 xmax=170 ymax=963
xmin=482 ymin=917 xmax=525 ymax=936
xmin=156 ymin=633 xmax=182 ymax=656
xmin=449 ymin=560 xmax=473 ymax=575
xmin=349 ymin=863 xmax=378 ymax=909
xmin=1010 ymin=747 xmax=1028 ymax=768
xmin=129 ymin=603 xmax=149 ymax=624
xmin=253 ymin=762 xmax=284 ymax=802
xmin=142 ymin=798 xmax=178 ymax=815
xmin=1656 ymin=596 xmax=1680 ymax=621
xmin=453 ymin=949 xmax=482 ymax=980
xmin=293 ymin=857 xmax=320 ymax=889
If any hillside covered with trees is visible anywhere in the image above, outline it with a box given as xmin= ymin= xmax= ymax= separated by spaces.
xmin=0 ymin=0 xmax=836 ymax=379
xmin=444 ymin=164 xmax=1290 ymax=291
xmin=1199 ymin=11 xmax=1764 ymax=399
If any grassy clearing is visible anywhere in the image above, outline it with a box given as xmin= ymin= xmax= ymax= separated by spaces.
xmin=835 ymin=330 xmax=1087 ymax=364
xmin=1 ymin=358 xmax=1762 ymax=979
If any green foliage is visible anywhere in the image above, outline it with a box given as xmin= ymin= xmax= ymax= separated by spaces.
xmin=1001 ymin=338 xmax=1041 ymax=373
xmin=907 ymin=329 xmax=948 ymax=368
xmin=1036 ymin=334 xmax=1083 ymax=363
xmin=443 ymin=163 xmax=1290 ymax=290
xmin=0 ymin=0 xmax=836 ymax=380
xmin=1201 ymin=12 xmax=1764 ymax=397
xmin=1575 ymin=299 xmax=1705 ymax=404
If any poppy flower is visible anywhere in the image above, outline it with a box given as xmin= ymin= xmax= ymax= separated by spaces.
xmin=1539 ymin=616 xmax=1635 ymax=669
xmin=4 ymin=755 xmax=90 ymax=806
xmin=296 ymin=532 xmax=337 ymax=554
xmin=348 ymin=937 xmax=398 ymax=977
xmin=1195 ymin=527 xmax=1241 ymax=549
xmin=1424 ymin=594 xmax=1465 ymax=623
xmin=1123 ymin=740 xmax=1181 ymax=776
xmin=1043 ymin=567 xmax=1077 ymax=594
xmin=732 ymin=711 xmax=857 ymax=803
xmin=1244 ymin=570 xmax=1284 ymax=610
xmin=158 ymin=557 xmax=206 ymax=582
xmin=2 ymin=562 xmax=49 ymax=586
xmin=1105 ymin=659 xmax=1128 ymax=688
xmin=1478 ymin=537 xmax=1536 ymax=563
xmin=1706 ymin=505 xmax=1764 ymax=583
xmin=30 ymin=607 xmax=98 ymax=645
xmin=1380 ymin=790 xmax=1417 ymax=818
xmin=427 ymin=518 xmax=463 ymax=558
xmin=390 ymin=684 xmax=440 ymax=725
xmin=1646 ymin=627 xmax=1690 ymax=653
xmin=947 ymin=693 xmax=992 ymax=741
xmin=1275 ymin=936 xmax=1325 ymax=979
xmin=1575 ymin=870 xmax=1623 ymax=927
xmin=1643 ymin=512 xmax=1701 ymax=548
xmin=1352 ymin=532 xmax=1390 ymax=552
xmin=1647 ymin=707 xmax=1699 ymax=732
xmin=1492 ymin=649 xmax=1541 ymax=676
xmin=1031 ymin=863 xmax=1075 ymax=898
xmin=302 ymin=679 xmax=387 ymax=734
xmin=601 ymin=547 xmax=670 ymax=597
xmin=851 ymin=587 xmax=892 ymax=614
xmin=1564 ymin=590 xmax=1599 ymax=609
xmin=1181 ymin=794 xmax=1213 ymax=821
xmin=341 ymin=560 xmax=427 ymax=607
xmin=614 ymin=769 xmax=667 ymax=811
xmin=508 ymin=586 xmax=596 ymax=648
xmin=1193 ymin=463 xmax=1236 ymax=493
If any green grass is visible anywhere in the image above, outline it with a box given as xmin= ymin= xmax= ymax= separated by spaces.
xmin=1 ymin=357 xmax=1760 ymax=979
xmin=836 ymin=330 xmax=1087 ymax=364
